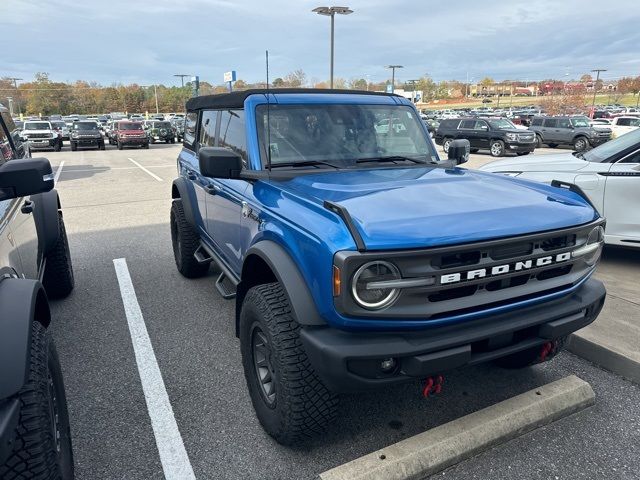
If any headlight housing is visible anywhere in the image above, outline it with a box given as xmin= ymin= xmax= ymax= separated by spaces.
xmin=571 ymin=225 xmax=604 ymax=266
xmin=351 ymin=261 xmax=401 ymax=310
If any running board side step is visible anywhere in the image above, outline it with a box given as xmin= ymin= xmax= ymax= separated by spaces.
xmin=194 ymin=241 xmax=238 ymax=299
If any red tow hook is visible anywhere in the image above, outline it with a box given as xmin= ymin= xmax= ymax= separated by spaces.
xmin=539 ymin=341 xmax=553 ymax=362
xmin=422 ymin=375 xmax=444 ymax=398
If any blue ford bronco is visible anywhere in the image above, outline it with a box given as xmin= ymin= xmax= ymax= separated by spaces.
xmin=170 ymin=89 xmax=606 ymax=445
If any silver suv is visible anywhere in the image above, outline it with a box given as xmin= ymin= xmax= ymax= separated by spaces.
xmin=530 ymin=115 xmax=611 ymax=151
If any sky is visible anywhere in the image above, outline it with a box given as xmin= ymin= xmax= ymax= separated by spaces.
xmin=2 ymin=0 xmax=640 ymax=87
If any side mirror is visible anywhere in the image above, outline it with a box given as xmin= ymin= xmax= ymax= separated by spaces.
xmin=447 ymin=139 xmax=470 ymax=165
xmin=0 ymin=158 xmax=54 ymax=201
xmin=198 ymin=147 xmax=243 ymax=179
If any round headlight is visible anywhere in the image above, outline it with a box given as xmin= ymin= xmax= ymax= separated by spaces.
xmin=351 ymin=261 xmax=401 ymax=310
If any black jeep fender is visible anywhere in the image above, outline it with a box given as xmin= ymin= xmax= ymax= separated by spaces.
xmin=171 ymin=177 xmax=203 ymax=228
xmin=31 ymin=189 xmax=62 ymax=259
xmin=236 ymin=241 xmax=326 ymax=335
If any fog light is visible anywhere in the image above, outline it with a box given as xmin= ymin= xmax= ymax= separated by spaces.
xmin=380 ymin=358 xmax=396 ymax=372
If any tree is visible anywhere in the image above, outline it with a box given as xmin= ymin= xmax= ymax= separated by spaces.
xmin=233 ymin=79 xmax=248 ymax=90
xmin=580 ymin=74 xmax=593 ymax=83
xmin=479 ymin=77 xmax=494 ymax=87
xmin=282 ymin=69 xmax=307 ymax=87
xmin=349 ymin=78 xmax=368 ymax=91
xmin=272 ymin=77 xmax=285 ymax=88
xmin=539 ymin=92 xmax=587 ymax=115
xmin=333 ymin=77 xmax=347 ymax=89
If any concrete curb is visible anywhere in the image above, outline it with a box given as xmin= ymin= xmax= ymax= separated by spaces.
xmin=567 ymin=334 xmax=640 ymax=385
xmin=319 ymin=375 xmax=594 ymax=480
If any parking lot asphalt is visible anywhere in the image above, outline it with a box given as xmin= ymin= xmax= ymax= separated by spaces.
xmin=44 ymin=143 xmax=640 ymax=479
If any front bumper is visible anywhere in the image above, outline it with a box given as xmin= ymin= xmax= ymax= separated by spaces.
xmin=589 ymin=136 xmax=610 ymax=146
xmin=301 ymin=277 xmax=605 ymax=393
xmin=27 ymin=138 xmax=57 ymax=149
xmin=71 ymin=137 xmax=102 ymax=147
xmin=505 ymin=141 xmax=536 ymax=152
xmin=120 ymin=137 xmax=149 ymax=145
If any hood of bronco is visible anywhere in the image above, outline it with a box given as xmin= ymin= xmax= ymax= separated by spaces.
xmin=269 ymin=166 xmax=598 ymax=250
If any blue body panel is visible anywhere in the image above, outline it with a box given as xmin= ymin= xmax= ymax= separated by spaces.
xmin=178 ymin=92 xmax=600 ymax=332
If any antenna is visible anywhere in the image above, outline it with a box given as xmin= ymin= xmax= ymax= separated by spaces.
xmin=266 ymin=50 xmax=272 ymax=172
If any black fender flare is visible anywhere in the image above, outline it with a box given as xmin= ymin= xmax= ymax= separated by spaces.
xmin=31 ymin=189 xmax=61 ymax=258
xmin=171 ymin=177 xmax=201 ymax=228
xmin=236 ymin=241 xmax=326 ymax=335
xmin=0 ymin=278 xmax=50 ymax=400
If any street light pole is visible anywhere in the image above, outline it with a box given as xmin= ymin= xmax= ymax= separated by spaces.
xmin=8 ymin=77 xmax=22 ymax=116
xmin=174 ymin=74 xmax=190 ymax=87
xmin=154 ymin=84 xmax=159 ymax=114
xmin=313 ymin=6 xmax=353 ymax=89
xmin=385 ymin=65 xmax=403 ymax=93
xmin=591 ymin=68 xmax=607 ymax=114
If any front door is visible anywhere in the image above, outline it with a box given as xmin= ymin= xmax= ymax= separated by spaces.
xmin=602 ymin=151 xmax=640 ymax=244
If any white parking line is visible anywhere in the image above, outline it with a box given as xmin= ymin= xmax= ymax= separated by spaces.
xmin=113 ymin=258 xmax=196 ymax=480
xmin=54 ymin=161 xmax=65 ymax=184
xmin=128 ymin=157 xmax=163 ymax=181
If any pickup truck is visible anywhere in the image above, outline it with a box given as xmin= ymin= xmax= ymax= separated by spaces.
xmin=607 ymin=116 xmax=640 ymax=138
xmin=21 ymin=120 xmax=62 ymax=152
xmin=170 ymin=89 xmax=606 ymax=445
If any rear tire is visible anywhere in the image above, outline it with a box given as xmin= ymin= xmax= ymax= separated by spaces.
xmin=536 ymin=134 xmax=543 ymax=148
xmin=170 ymin=199 xmax=209 ymax=278
xmin=240 ymin=282 xmax=338 ymax=445
xmin=42 ymin=212 xmax=74 ymax=299
xmin=494 ymin=337 xmax=566 ymax=369
xmin=442 ymin=137 xmax=453 ymax=154
xmin=0 ymin=322 xmax=74 ymax=480
xmin=490 ymin=139 xmax=505 ymax=157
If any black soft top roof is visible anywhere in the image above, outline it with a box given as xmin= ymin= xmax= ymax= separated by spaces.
xmin=185 ymin=88 xmax=399 ymax=111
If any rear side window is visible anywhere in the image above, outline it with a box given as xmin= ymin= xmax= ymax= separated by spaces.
xmin=543 ymin=118 xmax=558 ymax=128
xmin=218 ymin=110 xmax=247 ymax=166
xmin=183 ymin=111 xmax=198 ymax=148
xmin=199 ymin=110 xmax=219 ymax=147
xmin=531 ymin=118 xmax=543 ymax=126
xmin=459 ymin=120 xmax=475 ymax=129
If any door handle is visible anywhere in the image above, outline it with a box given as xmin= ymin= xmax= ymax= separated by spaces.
xmin=204 ymin=185 xmax=221 ymax=195
xmin=21 ymin=200 xmax=34 ymax=214
xmin=186 ymin=172 xmax=197 ymax=181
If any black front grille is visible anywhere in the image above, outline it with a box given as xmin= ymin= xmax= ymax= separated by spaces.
xmin=26 ymin=133 xmax=50 ymax=139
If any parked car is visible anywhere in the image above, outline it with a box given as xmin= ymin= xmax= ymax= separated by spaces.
xmin=113 ymin=120 xmax=149 ymax=149
xmin=434 ymin=117 xmax=536 ymax=157
xmin=20 ymin=120 xmax=62 ymax=152
xmin=480 ymin=127 xmax=640 ymax=248
xmin=529 ymin=116 xmax=611 ymax=151
xmin=70 ymin=120 xmax=105 ymax=151
xmin=171 ymin=117 xmax=185 ymax=142
xmin=0 ymin=104 xmax=75 ymax=478
xmin=51 ymin=120 xmax=70 ymax=141
xmin=607 ymin=116 xmax=640 ymax=138
xmin=170 ymin=89 xmax=605 ymax=445
xmin=145 ymin=120 xmax=176 ymax=143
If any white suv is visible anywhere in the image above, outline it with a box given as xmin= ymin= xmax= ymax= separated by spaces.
xmin=21 ymin=120 xmax=62 ymax=151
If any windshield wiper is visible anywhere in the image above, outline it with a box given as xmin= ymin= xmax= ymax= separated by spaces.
xmin=356 ymin=155 xmax=430 ymax=164
xmin=270 ymin=160 xmax=341 ymax=169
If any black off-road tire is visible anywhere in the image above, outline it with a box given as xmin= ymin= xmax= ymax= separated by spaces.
xmin=494 ymin=337 xmax=567 ymax=369
xmin=442 ymin=137 xmax=453 ymax=154
xmin=53 ymin=140 xmax=61 ymax=152
xmin=98 ymin=141 xmax=105 ymax=150
xmin=170 ymin=199 xmax=208 ymax=278
xmin=240 ymin=282 xmax=338 ymax=445
xmin=143 ymin=142 xmax=150 ymax=149
xmin=536 ymin=134 xmax=543 ymax=148
xmin=0 ymin=322 xmax=74 ymax=480
xmin=516 ymin=151 xmax=530 ymax=156
xmin=42 ymin=212 xmax=74 ymax=299
xmin=490 ymin=139 xmax=505 ymax=157
xmin=117 ymin=141 xmax=123 ymax=150
xmin=573 ymin=136 xmax=588 ymax=152
xmin=70 ymin=142 xmax=77 ymax=152
xmin=470 ymin=148 xmax=479 ymax=153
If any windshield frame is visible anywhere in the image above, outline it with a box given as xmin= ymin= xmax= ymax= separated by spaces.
xmin=254 ymin=103 xmax=438 ymax=170
xmin=73 ymin=121 xmax=99 ymax=130
xmin=488 ymin=118 xmax=517 ymax=130
xmin=24 ymin=122 xmax=51 ymax=130
xmin=570 ymin=116 xmax=591 ymax=128
xmin=582 ymin=128 xmax=640 ymax=163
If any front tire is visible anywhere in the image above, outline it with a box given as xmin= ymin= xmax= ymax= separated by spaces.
xmin=240 ymin=282 xmax=338 ymax=445
xmin=170 ymin=199 xmax=208 ymax=278
xmin=70 ymin=142 xmax=77 ymax=152
xmin=42 ymin=212 xmax=74 ymax=299
xmin=0 ymin=322 xmax=74 ymax=480
xmin=490 ymin=139 xmax=505 ymax=157
xmin=117 ymin=141 xmax=123 ymax=150
xmin=573 ymin=136 xmax=588 ymax=152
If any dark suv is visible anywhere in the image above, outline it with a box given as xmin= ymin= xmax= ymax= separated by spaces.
xmin=0 ymin=105 xmax=74 ymax=478
xmin=434 ymin=117 xmax=536 ymax=157
xmin=530 ymin=116 xmax=611 ymax=151
xmin=145 ymin=120 xmax=176 ymax=144
xmin=70 ymin=120 xmax=105 ymax=151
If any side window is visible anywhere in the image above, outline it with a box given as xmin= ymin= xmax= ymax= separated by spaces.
xmin=531 ymin=118 xmax=543 ymax=127
xmin=543 ymin=118 xmax=558 ymax=128
xmin=557 ymin=118 xmax=571 ymax=129
xmin=218 ymin=110 xmax=247 ymax=167
xmin=183 ymin=111 xmax=198 ymax=148
xmin=0 ymin=118 xmax=16 ymax=164
xmin=617 ymin=118 xmax=630 ymax=127
xmin=618 ymin=149 xmax=640 ymax=164
xmin=474 ymin=120 xmax=488 ymax=131
xmin=1 ymin=112 xmax=24 ymax=158
xmin=459 ymin=120 xmax=475 ymax=129
xmin=199 ymin=110 xmax=218 ymax=147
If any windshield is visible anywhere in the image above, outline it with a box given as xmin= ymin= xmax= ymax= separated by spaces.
xmin=488 ymin=119 xmax=516 ymax=130
xmin=24 ymin=122 xmax=50 ymax=130
xmin=583 ymin=128 xmax=640 ymax=163
xmin=256 ymin=104 xmax=437 ymax=167
xmin=119 ymin=122 xmax=142 ymax=130
xmin=571 ymin=117 xmax=591 ymax=128
xmin=74 ymin=122 xmax=98 ymax=130
xmin=153 ymin=122 xmax=171 ymax=128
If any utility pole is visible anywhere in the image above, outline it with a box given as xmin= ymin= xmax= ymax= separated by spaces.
xmin=154 ymin=84 xmax=159 ymax=114
xmin=386 ymin=65 xmax=403 ymax=93
xmin=7 ymin=77 xmax=22 ymax=116
xmin=591 ymin=68 xmax=607 ymax=115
